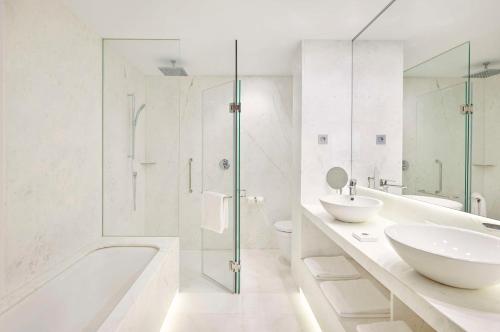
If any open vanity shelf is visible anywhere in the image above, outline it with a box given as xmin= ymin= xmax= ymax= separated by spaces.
xmin=295 ymin=202 xmax=500 ymax=332
xmin=297 ymin=254 xmax=392 ymax=332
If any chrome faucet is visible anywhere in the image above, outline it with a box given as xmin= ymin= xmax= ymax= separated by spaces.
xmin=349 ymin=179 xmax=357 ymax=198
xmin=379 ymin=179 xmax=407 ymax=192
xmin=367 ymin=176 xmax=376 ymax=189
xmin=368 ymin=167 xmax=380 ymax=189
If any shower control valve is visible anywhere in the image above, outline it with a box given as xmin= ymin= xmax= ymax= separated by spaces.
xmin=219 ymin=159 xmax=230 ymax=170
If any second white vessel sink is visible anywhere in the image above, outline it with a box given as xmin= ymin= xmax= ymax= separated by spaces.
xmin=319 ymin=195 xmax=383 ymax=223
xmin=385 ymin=224 xmax=500 ymax=289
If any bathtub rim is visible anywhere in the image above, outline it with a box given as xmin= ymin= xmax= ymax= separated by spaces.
xmin=0 ymin=237 xmax=178 ymax=316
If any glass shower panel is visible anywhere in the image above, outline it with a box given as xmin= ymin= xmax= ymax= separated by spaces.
xmin=234 ymin=79 xmax=241 ymax=294
xmin=200 ymin=40 xmax=241 ymax=293
xmin=403 ymin=42 xmax=471 ymax=211
xmin=414 ymin=83 xmax=467 ymax=204
xmin=201 ymin=81 xmax=236 ymax=292
xmin=102 ymin=39 xmax=181 ymax=236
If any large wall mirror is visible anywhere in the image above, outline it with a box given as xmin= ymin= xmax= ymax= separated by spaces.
xmin=352 ymin=0 xmax=500 ymax=221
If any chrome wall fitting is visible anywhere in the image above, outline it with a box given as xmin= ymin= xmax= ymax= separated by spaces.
xmin=219 ymin=159 xmax=230 ymax=170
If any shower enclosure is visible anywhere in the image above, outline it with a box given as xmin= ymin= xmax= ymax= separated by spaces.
xmin=403 ymin=42 xmax=472 ymax=211
xmin=102 ymin=39 xmax=242 ymax=293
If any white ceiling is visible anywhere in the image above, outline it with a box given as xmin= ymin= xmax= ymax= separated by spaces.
xmin=64 ymin=0 xmax=500 ymax=76
xmin=63 ymin=0 xmax=389 ymax=75
xmin=104 ymin=39 xmax=181 ymax=76
xmin=355 ymin=0 xmax=500 ymax=73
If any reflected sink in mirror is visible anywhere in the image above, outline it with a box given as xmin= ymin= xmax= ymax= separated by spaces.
xmin=319 ymin=195 xmax=383 ymax=223
xmin=385 ymin=224 xmax=500 ymax=289
xmin=404 ymin=195 xmax=463 ymax=211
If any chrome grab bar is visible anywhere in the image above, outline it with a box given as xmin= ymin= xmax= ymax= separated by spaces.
xmin=483 ymin=223 xmax=500 ymax=231
xmin=435 ymin=159 xmax=443 ymax=194
xmin=188 ymin=158 xmax=193 ymax=193
xmin=417 ymin=189 xmax=459 ymax=200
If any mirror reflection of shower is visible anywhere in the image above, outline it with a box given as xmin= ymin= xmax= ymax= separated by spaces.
xmin=128 ymin=93 xmax=146 ymax=211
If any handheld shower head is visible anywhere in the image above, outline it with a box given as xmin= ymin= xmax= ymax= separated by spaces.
xmin=130 ymin=103 xmax=146 ymax=160
xmin=133 ymin=104 xmax=146 ymax=125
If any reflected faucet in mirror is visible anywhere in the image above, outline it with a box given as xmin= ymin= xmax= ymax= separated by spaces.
xmin=379 ymin=179 xmax=407 ymax=193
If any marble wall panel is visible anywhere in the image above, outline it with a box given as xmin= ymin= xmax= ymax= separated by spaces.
xmin=3 ymin=0 xmax=102 ymax=294
xmin=102 ymin=46 xmax=147 ymax=235
xmin=300 ymin=40 xmax=352 ymax=204
xmin=352 ymin=41 xmax=404 ymax=190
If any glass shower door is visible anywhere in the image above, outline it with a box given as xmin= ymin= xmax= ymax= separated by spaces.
xmin=201 ymin=41 xmax=241 ymax=293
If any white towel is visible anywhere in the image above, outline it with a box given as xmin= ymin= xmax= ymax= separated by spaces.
xmin=320 ymin=279 xmax=390 ymax=318
xmin=304 ymin=256 xmax=360 ymax=280
xmin=201 ymin=191 xmax=230 ymax=234
xmin=357 ymin=321 xmax=413 ymax=332
xmin=471 ymin=192 xmax=487 ymax=217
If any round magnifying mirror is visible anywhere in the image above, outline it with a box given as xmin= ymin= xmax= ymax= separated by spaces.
xmin=326 ymin=167 xmax=348 ymax=192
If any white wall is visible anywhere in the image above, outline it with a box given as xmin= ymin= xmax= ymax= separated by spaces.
xmin=293 ymin=40 xmax=403 ymax=280
xmin=144 ymin=76 xmax=180 ymax=236
xmin=352 ymin=41 xmax=403 ymax=189
xmin=2 ymin=0 xmax=102 ymax=295
xmin=291 ymin=43 xmax=302 ymax=277
xmin=0 ymin=0 xmax=6 ymax=299
xmin=300 ymin=40 xmax=353 ymax=204
xmin=240 ymin=77 xmax=293 ymax=247
xmin=102 ymin=46 xmax=147 ymax=235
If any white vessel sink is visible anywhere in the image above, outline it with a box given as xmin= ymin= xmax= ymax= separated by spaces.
xmin=404 ymin=195 xmax=463 ymax=211
xmin=385 ymin=224 xmax=500 ymax=289
xmin=319 ymin=195 xmax=383 ymax=223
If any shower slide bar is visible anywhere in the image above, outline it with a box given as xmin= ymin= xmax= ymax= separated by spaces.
xmin=188 ymin=158 xmax=193 ymax=193
xmin=435 ymin=159 xmax=443 ymax=194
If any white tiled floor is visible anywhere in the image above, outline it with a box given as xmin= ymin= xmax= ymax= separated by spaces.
xmin=161 ymin=250 xmax=320 ymax=332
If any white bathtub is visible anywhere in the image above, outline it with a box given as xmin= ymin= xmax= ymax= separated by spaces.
xmin=0 ymin=237 xmax=179 ymax=332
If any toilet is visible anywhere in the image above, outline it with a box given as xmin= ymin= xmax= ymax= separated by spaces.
xmin=274 ymin=220 xmax=292 ymax=262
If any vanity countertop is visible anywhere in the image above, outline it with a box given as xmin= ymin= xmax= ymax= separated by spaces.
xmin=302 ymin=204 xmax=500 ymax=332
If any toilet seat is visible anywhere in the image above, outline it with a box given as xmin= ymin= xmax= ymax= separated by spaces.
xmin=274 ymin=220 xmax=292 ymax=233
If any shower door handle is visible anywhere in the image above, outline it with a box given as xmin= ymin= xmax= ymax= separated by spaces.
xmin=188 ymin=158 xmax=193 ymax=193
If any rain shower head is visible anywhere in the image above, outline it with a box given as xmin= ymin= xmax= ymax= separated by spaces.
xmin=158 ymin=60 xmax=188 ymax=76
xmin=470 ymin=62 xmax=500 ymax=78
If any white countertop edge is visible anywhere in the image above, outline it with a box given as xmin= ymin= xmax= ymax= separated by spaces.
xmin=302 ymin=204 xmax=500 ymax=332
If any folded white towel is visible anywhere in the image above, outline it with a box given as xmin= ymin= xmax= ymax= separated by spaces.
xmin=320 ymin=279 xmax=390 ymax=318
xmin=201 ymin=191 xmax=230 ymax=234
xmin=357 ymin=321 xmax=413 ymax=332
xmin=304 ymin=256 xmax=360 ymax=280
